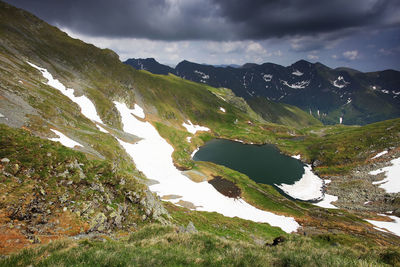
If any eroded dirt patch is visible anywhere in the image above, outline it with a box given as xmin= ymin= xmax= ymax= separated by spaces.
xmin=208 ymin=176 xmax=241 ymax=199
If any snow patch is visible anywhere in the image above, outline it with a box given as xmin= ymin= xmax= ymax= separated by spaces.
xmin=339 ymin=117 xmax=343 ymax=124
xmin=131 ymin=104 xmax=145 ymax=119
xmin=27 ymin=62 xmax=103 ymax=124
xmin=276 ymin=165 xmax=324 ymax=201
xmin=281 ymin=80 xmax=310 ymax=89
xmin=114 ymin=101 xmax=299 ymax=233
xmin=194 ymin=70 xmax=209 ymax=83
xmin=49 ymin=129 xmax=83 ymax=148
xmin=292 ymin=154 xmax=301 ymax=160
xmin=369 ymin=157 xmax=400 ymax=193
xmin=186 ymin=136 xmax=192 ymax=143
xmin=96 ymin=124 xmax=109 ymax=133
xmin=332 ymin=76 xmax=350 ymax=88
xmin=190 ymin=147 xmax=199 ymax=158
xmin=346 ymin=98 xmax=352 ymax=104
xmin=292 ymin=70 xmax=303 ymax=76
xmin=182 ymin=120 xmax=210 ymax=134
xmin=0 ymin=113 xmax=4 ymax=118
xmin=219 ymin=107 xmax=226 ymax=113
xmin=314 ymin=194 xmax=338 ymax=209
xmin=262 ymin=74 xmax=273 ymax=82
xmin=366 ymin=215 xmax=400 ymax=237
xmin=372 ymin=150 xmax=388 ymax=159
xmin=381 ymin=90 xmax=389 ymax=94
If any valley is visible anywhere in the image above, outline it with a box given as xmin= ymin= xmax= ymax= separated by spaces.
xmin=0 ymin=1 xmax=400 ymax=266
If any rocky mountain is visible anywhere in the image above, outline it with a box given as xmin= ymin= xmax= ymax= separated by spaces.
xmin=124 ymin=58 xmax=175 ymax=75
xmin=124 ymin=58 xmax=400 ymax=125
xmin=1 ymin=2 xmax=400 ymax=265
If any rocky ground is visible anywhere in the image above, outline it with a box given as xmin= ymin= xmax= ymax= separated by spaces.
xmin=0 ymin=124 xmax=171 ymax=254
xmin=323 ymin=147 xmax=400 ymax=216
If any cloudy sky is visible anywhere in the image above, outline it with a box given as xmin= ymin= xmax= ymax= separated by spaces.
xmin=6 ymin=0 xmax=400 ymax=71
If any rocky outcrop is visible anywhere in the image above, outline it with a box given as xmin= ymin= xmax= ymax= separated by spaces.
xmin=323 ymin=149 xmax=400 ymax=213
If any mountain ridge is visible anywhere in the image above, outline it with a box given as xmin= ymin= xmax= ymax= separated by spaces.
xmin=124 ymin=57 xmax=400 ymax=125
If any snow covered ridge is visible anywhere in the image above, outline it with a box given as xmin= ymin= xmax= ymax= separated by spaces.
xmin=262 ymin=74 xmax=273 ymax=82
xmin=49 ymin=129 xmax=83 ymax=148
xmin=114 ymin=101 xmax=299 ymax=233
xmin=332 ymin=76 xmax=350 ymax=88
xmin=280 ymin=80 xmax=310 ymax=89
xmin=27 ymin=62 xmax=103 ymax=124
xmin=369 ymin=157 xmax=400 ymax=193
xmin=292 ymin=70 xmax=303 ymax=76
xmin=182 ymin=120 xmax=210 ymax=134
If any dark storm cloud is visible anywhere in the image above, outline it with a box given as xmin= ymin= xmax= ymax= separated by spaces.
xmin=5 ymin=0 xmax=400 ymax=41
xmin=212 ymin=0 xmax=400 ymax=38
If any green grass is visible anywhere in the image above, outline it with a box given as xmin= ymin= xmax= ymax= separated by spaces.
xmin=280 ymin=118 xmax=400 ymax=175
xmin=0 ymin=124 xmax=150 ymax=230
xmin=1 ymin=222 xmax=396 ymax=267
xmin=247 ymin=96 xmax=322 ymax=128
xmin=1 ymin=3 xmax=400 ymax=264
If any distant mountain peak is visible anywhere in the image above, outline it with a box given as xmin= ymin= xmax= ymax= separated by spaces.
xmin=240 ymin=63 xmax=259 ymax=69
xmin=124 ymin=57 xmax=400 ymax=125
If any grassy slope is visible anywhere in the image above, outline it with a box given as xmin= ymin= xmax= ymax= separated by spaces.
xmin=278 ymin=118 xmax=400 ymax=175
xmin=0 ymin=124 xmax=163 ymax=254
xmin=247 ymin=96 xmax=322 ymax=128
xmin=2 ymin=221 xmax=399 ymax=267
xmin=1 ymin=2 xmax=400 ymax=262
xmin=4 ymin=127 xmax=397 ymax=266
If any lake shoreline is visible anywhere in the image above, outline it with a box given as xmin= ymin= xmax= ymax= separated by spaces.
xmin=192 ymin=138 xmax=338 ymax=208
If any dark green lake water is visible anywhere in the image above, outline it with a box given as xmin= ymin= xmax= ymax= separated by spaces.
xmin=193 ymin=139 xmax=305 ymax=186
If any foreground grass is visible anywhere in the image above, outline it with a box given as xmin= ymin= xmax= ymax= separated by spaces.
xmin=1 ymin=223 xmax=398 ymax=267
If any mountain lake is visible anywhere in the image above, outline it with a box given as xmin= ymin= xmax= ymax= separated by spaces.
xmin=192 ymin=139 xmax=307 ymax=198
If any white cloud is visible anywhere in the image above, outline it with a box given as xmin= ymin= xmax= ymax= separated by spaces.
xmin=342 ymin=50 xmax=359 ymax=60
xmin=307 ymin=54 xmax=319 ymax=60
xmin=165 ymin=43 xmax=179 ymax=53
xmin=246 ymin=42 xmax=267 ymax=55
